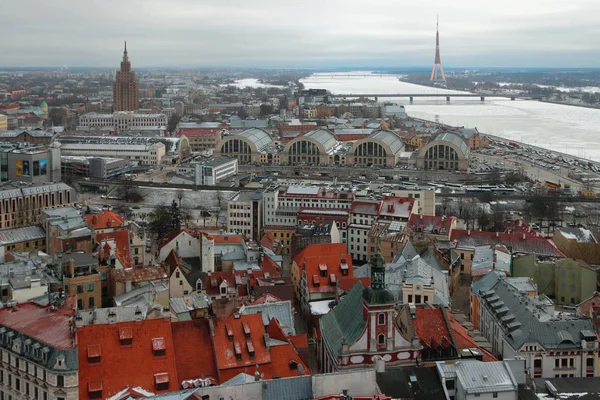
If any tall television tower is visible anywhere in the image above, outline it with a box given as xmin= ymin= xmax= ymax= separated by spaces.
xmin=430 ymin=15 xmax=446 ymax=83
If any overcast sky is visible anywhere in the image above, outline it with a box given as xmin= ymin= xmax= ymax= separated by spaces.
xmin=1 ymin=0 xmax=599 ymax=68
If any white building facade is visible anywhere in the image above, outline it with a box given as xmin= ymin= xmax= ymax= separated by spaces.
xmin=79 ymin=112 xmax=167 ymax=131
xmin=478 ymin=277 xmax=599 ymax=379
xmin=59 ymin=143 xmax=165 ymax=166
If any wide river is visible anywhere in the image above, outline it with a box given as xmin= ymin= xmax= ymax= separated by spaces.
xmin=299 ymin=72 xmax=600 ymax=161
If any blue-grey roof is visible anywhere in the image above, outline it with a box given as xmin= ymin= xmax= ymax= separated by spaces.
xmin=355 ymin=244 xmax=449 ymax=306
xmin=366 ymin=129 xmax=405 ymax=155
xmin=473 ymin=270 xmax=537 ymax=296
xmin=427 ymin=132 xmax=470 ymax=157
xmin=453 ymin=361 xmax=518 ymax=394
xmin=0 ymin=225 xmax=45 ymax=246
xmin=239 ymin=301 xmax=295 ymax=336
xmin=481 ymin=276 xmax=596 ymax=350
xmin=237 ymin=128 xmax=274 ymax=152
xmin=299 ymin=129 xmax=338 ymax=153
xmin=221 ymin=373 xmax=255 ymax=386
xmin=262 ymin=375 xmax=312 ymax=400
xmin=170 ymin=293 xmax=209 ymax=314
xmin=230 ymin=119 xmax=269 ymax=129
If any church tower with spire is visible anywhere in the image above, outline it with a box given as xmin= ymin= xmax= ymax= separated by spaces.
xmin=113 ymin=41 xmax=139 ymax=111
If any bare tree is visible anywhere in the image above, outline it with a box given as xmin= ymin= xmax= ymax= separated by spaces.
xmin=215 ymin=191 xmax=228 ymax=228
xmin=176 ymin=190 xmax=185 ymax=208
xmin=463 ymin=199 xmax=478 ymax=230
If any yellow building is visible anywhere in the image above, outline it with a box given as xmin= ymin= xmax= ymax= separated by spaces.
xmin=263 ymin=226 xmax=295 ymax=255
xmin=62 ymin=254 xmax=102 ymax=310
xmin=0 ymin=114 xmax=7 ymax=131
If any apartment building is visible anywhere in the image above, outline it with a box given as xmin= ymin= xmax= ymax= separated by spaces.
xmin=475 ymin=271 xmax=599 ymax=378
xmin=0 ymin=182 xmax=75 ymax=231
xmin=0 ymin=299 xmax=79 ymax=400
xmin=348 ymin=196 xmax=415 ymax=262
xmin=227 ymin=191 xmax=262 ymax=241
xmin=263 ymin=184 xmax=353 ymax=254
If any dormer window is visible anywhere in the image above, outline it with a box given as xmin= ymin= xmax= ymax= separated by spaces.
xmin=289 ymin=360 xmax=298 ymax=370
xmin=118 ymin=327 xmax=133 ymax=346
xmin=319 ymin=264 xmax=327 ymax=277
xmin=340 ymin=261 xmax=349 ymax=276
xmin=88 ymin=382 xmax=103 ymax=399
xmin=242 ymin=322 xmax=251 ymax=338
xmin=41 ymin=347 xmax=49 ymax=361
xmin=233 ymin=342 xmax=242 ymax=361
xmin=152 ymin=338 xmax=166 ymax=357
xmin=87 ymin=345 xmax=101 ymax=364
xmin=226 ymin=324 xmax=234 ymax=341
xmin=246 ymin=341 xmax=255 ymax=359
xmin=154 ymin=372 xmax=170 ymax=391
xmin=312 ymin=275 xmax=320 ymax=287
xmin=329 ymin=274 xmax=337 ymax=286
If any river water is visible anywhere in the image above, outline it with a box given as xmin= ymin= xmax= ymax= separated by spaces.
xmin=299 ymin=72 xmax=600 ymax=161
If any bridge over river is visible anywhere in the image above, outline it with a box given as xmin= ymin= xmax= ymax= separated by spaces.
xmin=326 ymin=93 xmax=540 ymax=102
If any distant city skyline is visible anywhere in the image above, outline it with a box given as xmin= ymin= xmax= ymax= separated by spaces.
xmin=2 ymin=0 xmax=600 ymax=68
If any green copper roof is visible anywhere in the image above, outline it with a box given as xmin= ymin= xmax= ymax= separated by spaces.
xmin=319 ymin=282 xmax=367 ymax=362
xmin=363 ymin=286 xmax=395 ymax=305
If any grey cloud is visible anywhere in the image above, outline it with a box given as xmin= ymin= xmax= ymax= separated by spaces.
xmin=0 ymin=0 xmax=599 ymax=67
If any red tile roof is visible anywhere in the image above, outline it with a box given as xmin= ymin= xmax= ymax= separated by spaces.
xmin=266 ymin=317 xmax=288 ymax=342
xmin=85 ymin=210 xmax=125 ymax=230
xmin=77 ymin=318 xmax=178 ymax=399
xmin=450 ymin=229 xmax=563 ymax=257
xmin=378 ymin=196 xmax=414 ymax=220
xmin=412 ymin=307 xmax=454 ymax=350
xmin=409 ymin=214 xmax=456 ymax=235
xmin=504 ymin=219 xmax=541 ymax=237
xmin=212 ymin=233 xmax=243 ymax=244
xmin=212 ymin=314 xmax=271 ymax=382
xmin=96 ymin=230 xmax=131 ymax=260
xmin=171 ymin=319 xmax=218 ymax=385
xmin=250 ymin=293 xmax=283 ymax=305
xmin=290 ymin=334 xmax=309 ymax=349
xmin=294 ymin=243 xmax=349 ymax=270
xmin=295 ymin=244 xmax=353 ymax=295
xmin=164 ymin=249 xmax=180 ymax=276
xmin=338 ymin=277 xmax=371 ymax=294
xmin=0 ymin=298 xmax=76 ymax=350
xmin=205 ymin=271 xmax=235 ymax=297
xmin=261 ymin=232 xmax=281 ymax=253
xmin=112 ymin=266 xmax=168 ymax=284
xmin=270 ymin=343 xmax=311 ymax=378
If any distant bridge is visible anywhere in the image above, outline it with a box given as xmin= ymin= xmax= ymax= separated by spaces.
xmin=313 ymin=74 xmax=398 ymax=78
xmin=326 ymin=93 xmax=531 ymax=102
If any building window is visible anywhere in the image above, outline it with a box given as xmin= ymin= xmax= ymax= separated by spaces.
xmin=87 ymin=283 xmax=94 ymax=292
xmin=88 ymin=297 xmax=95 ymax=307
xmin=493 ymin=393 xmax=498 ymax=398
xmin=378 ymin=334 xmax=385 ymax=345
xmin=57 ymin=375 xmax=64 ymax=387
xmin=445 ymin=380 xmax=455 ymax=390
xmin=77 ymin=285 xmax=83 ymax=294
xmin=408 ymin=294 xmax=413 ymax=303
xmin=378 ymin=313 xmax=385 ymax=325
